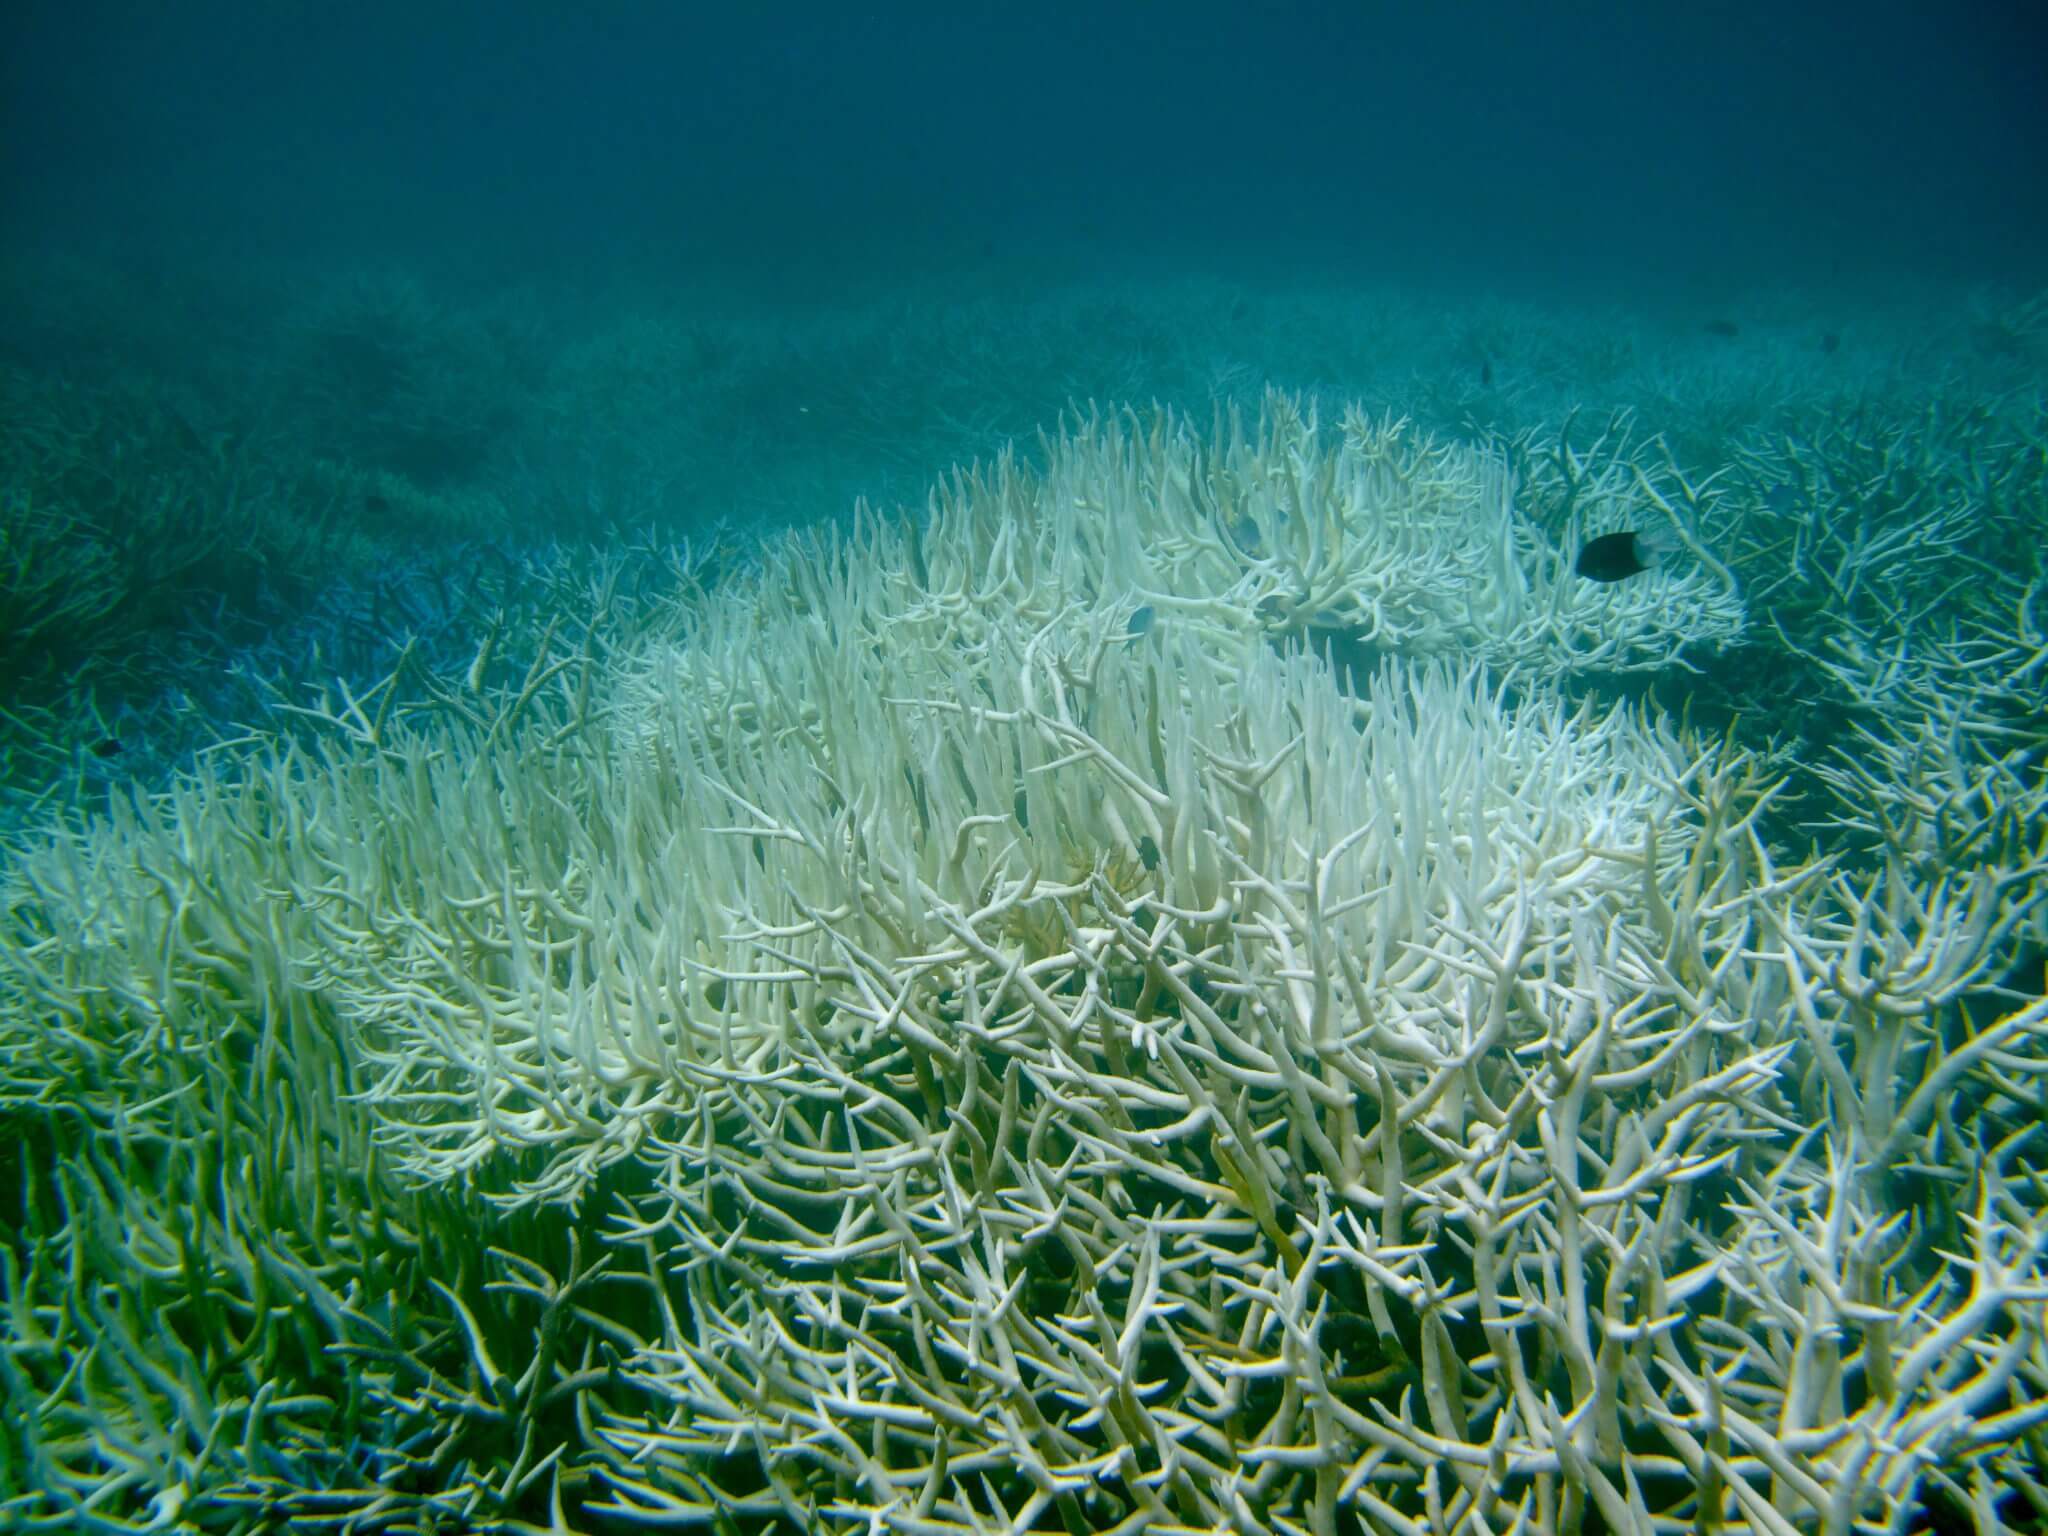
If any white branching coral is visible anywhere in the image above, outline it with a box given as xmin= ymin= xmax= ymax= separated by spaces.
xmin=784 ymin=394 xmax=1745 ymax=682
xmin=0 ymin=399 xmax=2041 ymax=1534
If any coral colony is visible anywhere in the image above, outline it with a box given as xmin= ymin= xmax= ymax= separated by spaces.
xmin=3 ymin=396 xmax=2045 ymax=1532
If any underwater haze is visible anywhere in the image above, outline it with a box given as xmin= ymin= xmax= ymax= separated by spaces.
xmin=6 ymin=0 xmax=2048 ymax=287
xmin=4 ymin=3 xmax=2048 ymax=1533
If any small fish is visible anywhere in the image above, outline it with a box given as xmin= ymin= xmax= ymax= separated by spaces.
xmin=1762 ymin=483 xmax=1801 ymax=515
xmin=1480 ymin=357 xmax=1494 ymax=387
xmin=1820 ymin=332 xmax=1841 ymax=355
xmin=1229 ymin=515 xmax=1263 ymax=552
xmin=90 ymin=737 xmax=123 ymax=759
xmin=1704 ymin=319 xmax=1740 ymax=338
xmin=1126 ymin=604 xmax=1155 ymax=639
xmin=1574 ymin=527 xmax=1680 ymax=583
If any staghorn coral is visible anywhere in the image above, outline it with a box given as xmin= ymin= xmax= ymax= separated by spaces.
xmin=885 ymin=394 xmax=1746 ymax=677
xmin=1 ymin=398 xmax=2044 ymax=1533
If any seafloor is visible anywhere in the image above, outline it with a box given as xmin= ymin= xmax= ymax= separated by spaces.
xmin=1 ymin=256 xmax=2043 ymax=1533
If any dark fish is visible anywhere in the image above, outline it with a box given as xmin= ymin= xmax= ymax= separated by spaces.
xmin=1480 ymin=357 xmax=1494 ymax=387
xmin=1229 ymin=515 xmax=1262 ymax=551
xmin=90 ymin=737 xmax=123 ymax=759
xmin=1575 ymin=531 xmax=1655 ymax=582
xmin=1136 ymin=834 xmax=1161 ymax=872
xmin=1705 ymin=319 xmax=1740 ymax=338
xmin=1820 ymin=332 xmax=1841 ymax=355
xmin=1126 ymin=604 xmax=1155 ymax=639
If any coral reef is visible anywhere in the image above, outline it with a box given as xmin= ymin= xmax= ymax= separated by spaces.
xmin=1 ymin=397 xmax=2044 ymax=1533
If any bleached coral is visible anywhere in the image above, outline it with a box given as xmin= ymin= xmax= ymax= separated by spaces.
xmin=782 ymin=394 xmax=1745 ymax=682
xmin=1 ymin=399 xmax=2041 ymax=1535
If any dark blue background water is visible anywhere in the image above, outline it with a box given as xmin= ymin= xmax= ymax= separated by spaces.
xmin=7 ymin=0 xmax=2044 ymax=292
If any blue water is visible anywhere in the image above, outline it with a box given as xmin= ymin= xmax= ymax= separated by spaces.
xmin=7 ymin=0 xmax=2044 ymax=290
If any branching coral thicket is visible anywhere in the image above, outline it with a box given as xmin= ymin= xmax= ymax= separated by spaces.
xmin=0 ymin=363 xmax=372 ymax=826
xmin=1716 ymin=394 xmax=2048 ymax=988
xmin=887 ymin=395 xmax=1745 ymax=675
xmin=1 ymin=397 xmax=2044 ymax=1533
